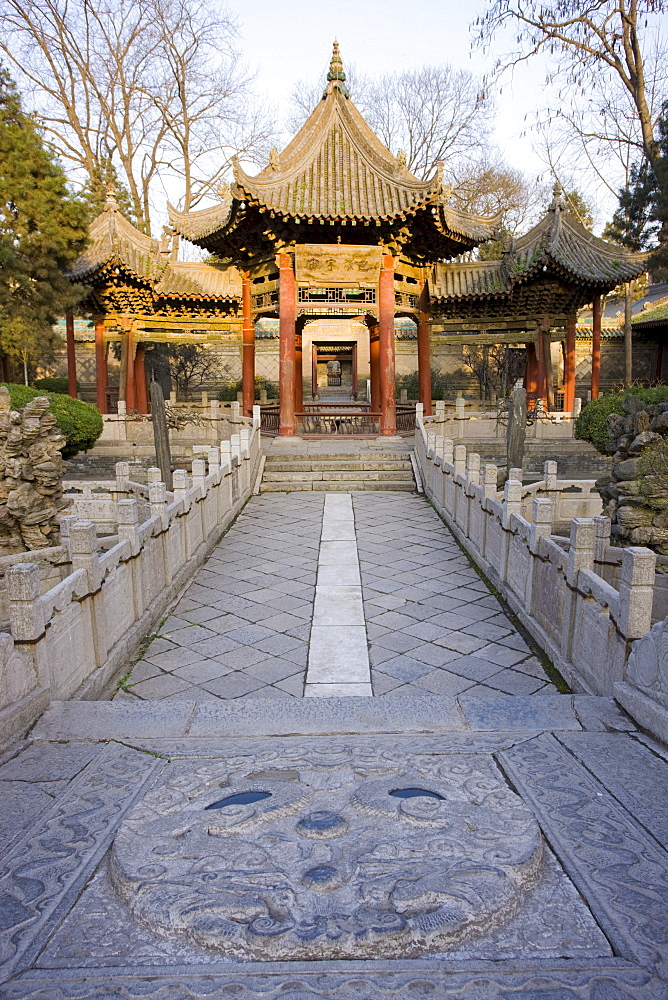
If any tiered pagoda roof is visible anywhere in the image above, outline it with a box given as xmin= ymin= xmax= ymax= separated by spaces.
xmin=168 ymin=43 xmax=498 ymax=263
xmin=71 ymin=194 xmax=241 ymax=316
xmin=430 ymin=185 xmax=649 ymax=321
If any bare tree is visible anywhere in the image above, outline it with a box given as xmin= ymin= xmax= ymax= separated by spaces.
xmin=287 ymin=64 xmax=491 ymax=181
xmin=473 ymin=1 xmax=667 ymax=168
xmin=364 ymin=67 xmax=492 ymax=180
xmin=450 ymin=154 xmax=550 ymax=234
xmin=0 ymin=0 xmax=276 ymax=231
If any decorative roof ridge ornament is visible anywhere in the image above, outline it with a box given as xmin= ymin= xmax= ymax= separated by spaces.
xmin=323 ymin=40 xmax=350 ymax=98
xmin=550 ymin=180 xmax=566 ymax=213
xmin=269 ymin=147 xmax=281 ymax=172
xmin=104 ymin=183 xmax=118 ymax=241
xmin=104 ymin=183 xmax=118 ymax=210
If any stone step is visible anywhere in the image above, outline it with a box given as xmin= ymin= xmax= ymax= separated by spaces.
xmin=32 ymin=692 xmax=590 ymax=740
xmin=265 ymin=453 xmax=412 ymax=463
xmin=264 ymin=460 xmax=413 ymax=472
xmin=263 ymin=470 xmax=414 ymax=483
xmin=261 ymin=480 xmax=415 ymax=492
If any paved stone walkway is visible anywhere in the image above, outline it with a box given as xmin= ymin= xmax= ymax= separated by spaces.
xmin=117 ymin=490 xmax=557 ymax=701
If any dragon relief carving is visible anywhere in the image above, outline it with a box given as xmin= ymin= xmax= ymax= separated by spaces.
xmin=111 ymin=757 xmax=543 ymax=960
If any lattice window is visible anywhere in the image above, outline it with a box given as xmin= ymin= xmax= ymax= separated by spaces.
xmin=252 ymin=291 xmax=279 ymax=309
xmin=297 ymin=287 xmax=376 ymax=304
xmin=395 ymin=291 xmax=419 ymax=308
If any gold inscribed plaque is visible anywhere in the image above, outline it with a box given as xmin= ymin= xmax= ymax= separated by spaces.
xmin=295 ymin=244 xmax=382 ymax=286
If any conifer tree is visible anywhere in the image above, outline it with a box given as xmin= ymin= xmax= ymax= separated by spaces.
xmin=0 ymin=66 xmax=89 ymax=379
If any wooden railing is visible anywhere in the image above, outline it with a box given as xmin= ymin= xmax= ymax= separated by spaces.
xmin=296 ymin=411 xmax=380 ymax=434
xmin=302 ymin=401 xmax=371 ymax=412
xmin=260 ymin=406 xmax=280 ymax=435
xmin=396 ymin=405 xmax=416 ymax=432
xmin=260 ymin=402 xmax=415 ymax=435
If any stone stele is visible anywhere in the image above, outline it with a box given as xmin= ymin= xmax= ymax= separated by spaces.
xmin=111 ymin=755 xmax=543 ymax=960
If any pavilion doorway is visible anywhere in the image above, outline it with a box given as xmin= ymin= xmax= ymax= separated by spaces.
xmin=312 ymin=342 xmax=358 ymax=399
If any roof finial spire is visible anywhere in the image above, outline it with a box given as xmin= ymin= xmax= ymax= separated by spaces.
xmin=550 ymin=180 xmax=565 ymax=211
xmin=324 ymin=40 xmax=350 ymax=98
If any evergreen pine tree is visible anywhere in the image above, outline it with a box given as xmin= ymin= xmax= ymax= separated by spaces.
xmin=604 ymin=102 xmax=668 ymax=274
xmin=0 ymin=66 xmax=89 ymax=378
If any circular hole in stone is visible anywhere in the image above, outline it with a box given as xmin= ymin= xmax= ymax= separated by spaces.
xmin=303 ymin=864 xmax=339 ymax=887
xmin=296 ymin=810 xmax=348 ymax=838
xmin=389 ymin=788 xmax=444 ymax=801
xmin=205 ymin=791 xmax=272 ymax=810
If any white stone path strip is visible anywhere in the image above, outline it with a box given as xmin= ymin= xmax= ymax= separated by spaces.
xmin=305 ymin=493 xmax=372 ymax=697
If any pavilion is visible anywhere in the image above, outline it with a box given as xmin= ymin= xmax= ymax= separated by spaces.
xmin=71 ymin=43 xmax=648 ymax=433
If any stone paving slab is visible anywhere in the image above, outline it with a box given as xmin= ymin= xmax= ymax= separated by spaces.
xmin=115 ymin=488 xmax=559 ymax=705
xmin=352 ymin=492 xmax=559 ymax=700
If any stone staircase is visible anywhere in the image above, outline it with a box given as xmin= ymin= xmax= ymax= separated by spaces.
xmin=261 ymin=451 xmax=416 ymax=492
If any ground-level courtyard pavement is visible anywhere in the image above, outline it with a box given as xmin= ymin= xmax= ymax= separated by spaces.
xmin=2 ymin=486 xmax=668 ymax=998
xmin=115 ymin=491 xmax=558 ymax=702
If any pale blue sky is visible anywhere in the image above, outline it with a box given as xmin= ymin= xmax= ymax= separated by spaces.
xmin=227 ymin=0 xmax=551 ymax=187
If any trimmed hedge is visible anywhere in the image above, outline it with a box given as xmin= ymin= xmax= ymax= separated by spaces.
xmin=33 ymin=377 xmax=73 ymax=394
xmin=575 ymin=387 xmax=668 ymax=454
xmin=1 ymin=383 xmax=103 ymax=459
xmin=395 ymin=368 xmax=454 ymax=402
xmin=217 ymin=375 xmax=278 ymax=402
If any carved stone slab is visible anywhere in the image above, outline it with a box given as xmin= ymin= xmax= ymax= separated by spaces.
xmin=499 ymin=733 xmax=668 ymax=977
xmin=0 ymin=743 xmax=162 ymax=980
xmin=2 ymin=961 xmax=663 ymax=998
xmin=110 ymin=755 xmax=543 ymax=960
xmin=1 ymin=730 xmax=666 ymax=999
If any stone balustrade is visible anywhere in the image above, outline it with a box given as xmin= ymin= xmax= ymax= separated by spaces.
xmin=425 ymin=401 xmax=580 ymax=442
xmin=415 ymin=407 xmax=667 ymax=740
xmin=0 ymin=413 xmax=262 ymax=752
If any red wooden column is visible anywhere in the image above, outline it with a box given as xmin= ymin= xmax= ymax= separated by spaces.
xmin=378 ymin=253 xmax=397 ymax=435
xmin=278 ymin=252 xmax=296 ymax=435
xmin=94 ymin=318 xmax=108 ymax=413
xmin=536 ymin=329 xmax=547 ymax=402
xmin=294 ymin=327 xmax=304 ymax=414
xmin=134 ymin=344 xmax=148 ymax=413
xmin=591 ymin=295 xmax=601 ymax=399
xmin=564 ymin=317 xmax=576 ymax=412
xmin=417 ymin=274 xmax=432 ymax=415
xmin=65 ymin=313 xmax=77 ymax=398
xmin=311 ymin=344 xmax=318 ymax=397
xmin=369 ymin=322 xmax=381 ymax=412
xmin=525 ymin=342 xmax=538 ymax=398
xmin=125 ymin=326 xmax=136 ymax=413
xmin=241 ymin=272 xmax=255 ymax=416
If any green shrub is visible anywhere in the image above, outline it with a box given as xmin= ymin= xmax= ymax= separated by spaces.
xmin=217 ymin=375 xmax=278 ymax=402
xmin=1 ymin=383 xmax=103 ymax=458
xmin=33 ymin=377 xmax=74 ymax=394
xmin=395 ymin=368 xmax=453 ymax=401
xmin=575 ymin=387 xmax=668 ymax=454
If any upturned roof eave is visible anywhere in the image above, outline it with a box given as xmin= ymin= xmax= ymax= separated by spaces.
xmin=513 ymin=247 xmax=649 ymax=289
xmin=68 ymin=253 xmax=156 ymax=287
